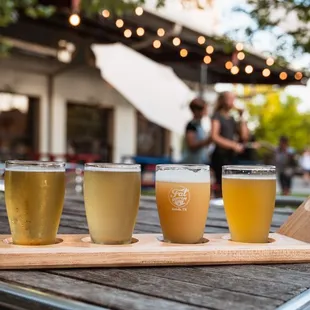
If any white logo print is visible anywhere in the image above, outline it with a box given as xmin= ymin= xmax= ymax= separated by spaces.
xmin=169 ymin=186 xmax=190 ymax=211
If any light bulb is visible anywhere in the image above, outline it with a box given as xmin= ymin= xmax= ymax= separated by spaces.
xmin=198 ymin=36 xmax=206 ymax=45
xmin=173 ymin=37 xmax=181 ymax=46
xmin=237 ymin=52 xmax=245 ymax=60
xmin=153 ymin=40 xmax=161 ymax=49
xmin=136 ymin=27 xmax=145 ymax=36
xmin=231 ymin=66 xmax=239 ymax=75
xmin=116 ymin=19 xmax=124 ymax=28
xmin=236 ymin=42 xmax=243 ymax=51
xmin=102 ymin=10 xmax=110 ymax=18
xmin=225 ymin=61 xmax=233 ymax=70
xmin=203 ymin=55 xmax=211 ymax=64
xmin=124 ymin=29 xmax=132 ymax=38
xmin=206 ymin=45 xmax=214 ymax=54
xmin=262 ymin=68 xmax=271 ymax=77
xmin=135 ymin=7 xmax=143 ymax=16
xmin=157 ymin=28 xmax=165 ymax=37
xmin=245 ymin=65 xmax=253 ymax=74
xmin=180 ymin=49 xmax=188 ymax=57
xmin=69 ymin=14 xmax=80 ymax=26
xmin=295 ymin=72 xmax=303 ymax=80
xmin=266 ymin=57 xmax=274 ymax=66
xmin=279 ymin=72 xmax=288 ymax=80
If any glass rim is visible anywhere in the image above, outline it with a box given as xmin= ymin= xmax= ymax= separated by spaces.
xmin=156 ymin=164 xmax=210 ymax=171
xmin=84 ymin=163 xmax=141 ymax=171
xmin=222 ymin=165 xmax=276 ymax=175
xmin=5 ymin=160 xmax=66 ymax=171
xmin=223 ymin=165 xmax=276 ymax=170
xmin=5 ymin=160 xmax=65 ymax=167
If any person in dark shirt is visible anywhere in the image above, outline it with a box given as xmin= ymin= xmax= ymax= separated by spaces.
xmin=181 ymin=98 xmax=212 ymax=164
xmin=274 ymin=136 xmax=296 ymax=196
xmin=211 ymin=91 xmax=249 ymax=197
xmin=237 ymin=134 xmax=259 ymax=165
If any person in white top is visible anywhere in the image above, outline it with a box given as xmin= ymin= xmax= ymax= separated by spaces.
xmin=300 ymin=147 xmax=310 ymax=186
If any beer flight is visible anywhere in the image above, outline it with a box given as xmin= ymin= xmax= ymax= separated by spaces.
xmin=3 ymin=160 xmax=276 ymax=246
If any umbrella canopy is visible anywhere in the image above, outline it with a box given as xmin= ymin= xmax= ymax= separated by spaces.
xmin=91 ymin=43 xmax=195 ymax=135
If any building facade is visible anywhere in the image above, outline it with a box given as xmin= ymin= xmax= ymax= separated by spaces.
xmin=0 ymin=54 xmax=181 ymax=164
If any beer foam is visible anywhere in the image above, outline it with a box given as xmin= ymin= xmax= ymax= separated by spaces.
xmin=6 ymin=166 xmax=65 ymax=172
xmin=84 ymin=166 xmax=140 ymax=172
xmin=156 ymin=169 xmax=210 ymax=183
xmin=222 ymin=174 xmax=276 ymax=180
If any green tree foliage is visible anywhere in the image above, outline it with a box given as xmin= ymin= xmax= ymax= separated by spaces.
xmin=247 ymin=90 xmax=310 ymax=151
xmin=0 ymin=0 xmax=55 ymax=27
xmin=0 ymin=0 xmax=166 ymax=28
xmin=238 ymin=1 xmax=310 ymax=56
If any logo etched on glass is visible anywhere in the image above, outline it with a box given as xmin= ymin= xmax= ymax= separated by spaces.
xmin=169 ymin=186 xmax=190 ymax=211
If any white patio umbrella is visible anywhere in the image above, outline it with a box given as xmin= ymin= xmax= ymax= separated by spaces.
xmin=91 ymin=43 xmax=195 ymax=135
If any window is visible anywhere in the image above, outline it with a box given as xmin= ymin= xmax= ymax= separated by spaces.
xmin=0 ymin=93 xmax=39 ymax=160
xmin=67 ymin=103 xmax=113 ymax=162
xmin=137 ymin=112 xmax=169 ymax=157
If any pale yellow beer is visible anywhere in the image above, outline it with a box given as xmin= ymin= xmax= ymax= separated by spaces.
xmin=4 ymin=161 xmax=65 ymax=245
xmin=222 ymin=165 xmax=276 ymax=243
xmin=83 ymin=163 xmax=141 ymax=244
xmin=156 ymin=165 xmax=210 ymax=244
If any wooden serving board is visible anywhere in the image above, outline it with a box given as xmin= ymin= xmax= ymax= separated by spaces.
xmin=1 ymin=233 xmax=310 ymax=269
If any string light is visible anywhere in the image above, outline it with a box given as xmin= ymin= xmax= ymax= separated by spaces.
xmin=116 ymin=19 xmax=124 ymax=28
xmin=69 ymin=14 xmax=80 ymax=26
xmin=135 ymin=7 xmax=143 ymax=16
xmin=279 ymin=72 xmax=288 ymax=80
xmin=206 ymin=45 xmax=214 ymax=54
xmin=102 ymin=10 xmax=110 ymax=18
xmin=245 ymin=65 xmax=253 ymax=74
xmin=136 ymin=27 xmax=145 ymax=36
xmin=266 ymin=57 xmax=274 ymax=66
xmin=225 ymin=61 xmax=233 ymax=70
xmin=153 ymin=40 xmax=161 ymax=49
xmin=124 ymin=29 xmax=132 ymax=38
xmin=203 ymin=55 xmax=211 ymax=64
xmin=180 ymin=49 xmax=188 ymax=57
xmin=157 ymin=28 xmax=165 ymax=37
xmin=295 ymin=72 xmax=303 ymax=80
xmin=231 ymin=66 xmax=239 ymax=75
xmin=198 ymin=36 xmax=206 ymax=45
xmin=172 ymin=37 xmax=181 ymax=46
xmin=262 ymin=68 xmax=271 ymax=77
xmin=236 ymin=43 xmax=244 ymax=51
xmin=237 ymin=52 xmax=245 ymax=60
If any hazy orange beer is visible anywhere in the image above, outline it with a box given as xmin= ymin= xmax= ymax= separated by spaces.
xmin=4 ymin=160 xmax=65 ymax=245
xmin=83 ymin=163 xmax=141 ymax=245
xmin=222 ymin=165 xmax=276 ymax=243
xmin=156 ymin=164 xmax=210 ymax=244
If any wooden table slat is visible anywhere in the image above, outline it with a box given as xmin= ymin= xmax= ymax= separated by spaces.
xmin=0 ymin=195 xmax=307 ymax=310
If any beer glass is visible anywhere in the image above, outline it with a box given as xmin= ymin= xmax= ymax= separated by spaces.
xmin=83 ymin=163 xmax=141 ymax=245
xmin=222 ymin=165 xmax=276 ymax=243
xmin=4 ymin=160 xmax=65 ymax=245
xmin=156 ymin=164 xmax=210 ymax=244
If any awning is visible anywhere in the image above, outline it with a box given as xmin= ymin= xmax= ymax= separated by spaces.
xmin=91 ymin=43 xmax=195 ymax=135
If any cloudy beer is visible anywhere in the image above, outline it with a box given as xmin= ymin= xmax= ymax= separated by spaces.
xmin=83 ymin=163 xmax=141 ymax=244
xmin=222 ymin=165 xmax=276 ymax=243
xmin=5 ymin=161 xmax=65 ymax=245
xmin=156 ymin=165 xmax=210 ymax=244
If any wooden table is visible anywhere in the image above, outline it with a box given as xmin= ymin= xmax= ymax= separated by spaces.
xmin=1 ymin=195 xmax=310 ymax=310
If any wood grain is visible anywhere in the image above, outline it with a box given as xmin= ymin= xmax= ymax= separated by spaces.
xmin=277 ymin=196 xmax=310 ymax=242
xmin=0 ymin=196 xmax=305 ymax=310
xmin=1 ymin=233 xmax=310 ymax=269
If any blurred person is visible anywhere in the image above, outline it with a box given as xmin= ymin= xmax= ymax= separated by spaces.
xmin=210 ymin=91 xmax=249 ymax=197
xmin=236 ymin=134 xmax=259 ymax=165
xmin=275 ymin=136 xmax=296 ymax=196
xmin=181 ymin=98 xmax=212 ymax=164
xmin=300 ymin=147 xmax=310 ymax=186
